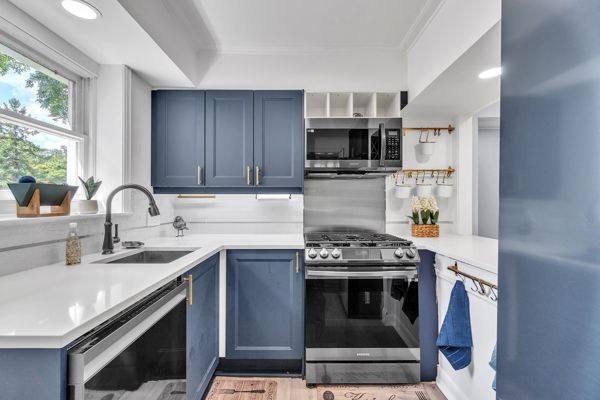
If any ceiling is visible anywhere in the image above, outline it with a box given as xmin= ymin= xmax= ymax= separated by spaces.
xmin=193 ymin=0 xmax=428 ymax=53
xmin=7 ymin=0 xmax=435 ymax=89
xmin=8 ymin=0 xmax=193 ymax=87
xmin=401 ymin=22 xmax=501 ymax=118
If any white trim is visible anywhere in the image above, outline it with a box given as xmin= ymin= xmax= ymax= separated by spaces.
xmin=0 ymin=108 xmax=84 ymax=141
xmin=400 ymin=0 xmax=445 ymax=51
xmin=122 ymin=66 xmax=133 ymax=211
xmin=219 ymin=249 xmax=227 ymax=357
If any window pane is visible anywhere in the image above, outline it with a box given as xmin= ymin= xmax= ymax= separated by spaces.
xmin=0 ymin=119 xmax=73 ymax=189
xmin=0 ymin=44 xmax=73 ymax=130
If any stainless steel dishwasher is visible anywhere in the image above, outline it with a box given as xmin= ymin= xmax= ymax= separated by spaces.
xmin=67 ymin=279 xmax=187 ymax=400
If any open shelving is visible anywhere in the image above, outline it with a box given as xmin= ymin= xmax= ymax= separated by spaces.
xmin=304 ymin=91 xmax=402 ymax=119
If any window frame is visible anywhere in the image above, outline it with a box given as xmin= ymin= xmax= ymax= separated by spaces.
xmin=0 ymin=33 xmax=90 ymax=200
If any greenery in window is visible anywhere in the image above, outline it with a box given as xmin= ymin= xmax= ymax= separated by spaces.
xmin=0 ymin=50 xmax=70 ymax=188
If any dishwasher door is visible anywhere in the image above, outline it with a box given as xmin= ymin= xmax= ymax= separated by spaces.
xmin=67 ymin=280 xmax=187 ymax=400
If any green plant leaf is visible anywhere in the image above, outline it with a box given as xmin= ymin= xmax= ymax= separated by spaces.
xmin=420 ymin=210 xmax=430 ymax=225
xmin=431 ymin=210 xmax=440 ymax=224
xmin=79 ymin=176 xmax=102 ymax=200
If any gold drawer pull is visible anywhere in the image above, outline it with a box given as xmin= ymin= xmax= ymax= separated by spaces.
xmin=246 ymin=165 xmax=251 ymax=185
xmin=255 ymin=165 xmax=261 ymax=185
xmin=296 ymin=251 xmax=299 ymax=274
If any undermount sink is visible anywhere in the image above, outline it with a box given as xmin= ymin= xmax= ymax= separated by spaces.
xmin=95 ymin=248 xmax=199 ymax=264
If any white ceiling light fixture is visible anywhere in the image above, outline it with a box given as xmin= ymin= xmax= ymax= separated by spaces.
xmin=479 ymin=67 xmax=502 ymax=79
xmin=61 ymin=0 xmax=101 ymax=20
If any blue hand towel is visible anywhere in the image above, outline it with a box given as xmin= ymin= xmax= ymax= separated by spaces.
xmin=489 ymin=344 xmax=497 ymax=390
xmin=436 ymin=280 xmax=473 ymax=370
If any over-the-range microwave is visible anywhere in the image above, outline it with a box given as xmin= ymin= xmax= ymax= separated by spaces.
xmin=305 ymin=120 xmax=402 ymax=175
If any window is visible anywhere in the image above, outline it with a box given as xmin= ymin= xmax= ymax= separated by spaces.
xmin=0 ymin=42 xmax=83 ymax=191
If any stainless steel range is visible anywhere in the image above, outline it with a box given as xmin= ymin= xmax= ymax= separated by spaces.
xmin=304 ymin=231 xmax=421 ymax=385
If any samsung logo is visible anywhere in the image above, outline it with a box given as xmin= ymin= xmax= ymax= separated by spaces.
xmin=356 ymin=353 xmax=370 ymax=357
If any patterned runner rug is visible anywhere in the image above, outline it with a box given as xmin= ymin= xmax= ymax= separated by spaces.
xmin=317 ymin=384 xmax=431 ymax=400
xmin=205 ymin=377 xmax=277 ymax=400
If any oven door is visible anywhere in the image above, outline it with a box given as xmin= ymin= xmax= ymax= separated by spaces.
xmin=67 ymin=281 xmax=187 ymax=400
xmin=305 ymin=266 xmax=419 ymax=363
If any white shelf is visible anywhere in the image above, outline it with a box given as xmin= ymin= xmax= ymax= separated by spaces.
xmin=305 ymin=92 xmax=329 ymax=118
xmin=329 ymin=92 xmax=353 ymax=118
xmin=305 ymin=91 xmax=401 ymax=119
xmin=376 ymin=92 xmax=401 ymax=118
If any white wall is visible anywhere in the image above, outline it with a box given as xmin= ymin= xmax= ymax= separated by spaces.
xmin=477 ymin=128 xmax=499 ymax=239
xmin=407 ymin=0 xmax=501 ymax=100
xmin=435 ymin=254 xmax=497 ymax=400
xmin=386 ymin=117 xmax=457 ymax=235
xmin=193 ymin=51 xmax=406 ymax=91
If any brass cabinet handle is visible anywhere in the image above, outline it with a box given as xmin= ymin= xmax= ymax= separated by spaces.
xmin=183 ymin=274 xmax=193 ymax=305
xmin=255 ymin=165 xmax=261 ymax=185
xmin=296 ymin=251 xmax=299 ymax=274
xmin=197 ymin=166 xmax=202 ymax=185
xmin=246 ymin=165 xmax=251 ymax=185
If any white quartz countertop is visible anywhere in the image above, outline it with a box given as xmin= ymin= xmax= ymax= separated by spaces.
xmin=0 ymin=233 xmax=303 ymax=349
xmin=410 ymin=234 xmax=498 ymax=273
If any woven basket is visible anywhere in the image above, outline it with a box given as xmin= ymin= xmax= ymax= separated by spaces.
xmin=411 ymin=224 xmax=439 ymax=237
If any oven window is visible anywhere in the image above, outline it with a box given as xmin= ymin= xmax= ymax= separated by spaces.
xmin=306 ymin=129 xmax=379 ymax=160
xmin=305 ymin=277 xmax=419 ymax=349
xmin=83 ymin=301 xmax=186 ymax=399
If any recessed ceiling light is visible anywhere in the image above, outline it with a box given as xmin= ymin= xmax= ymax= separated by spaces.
xmin=61 ymin=0 xmax=101 ymax=20
xmin=479 ymin=67 xmax=502 ymax=79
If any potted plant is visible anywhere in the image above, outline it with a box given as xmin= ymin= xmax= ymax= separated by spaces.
xmin=408 ymin=196 xmax=440 ymax=237
xmin=77 ymin=176 xmax=102 ymax=214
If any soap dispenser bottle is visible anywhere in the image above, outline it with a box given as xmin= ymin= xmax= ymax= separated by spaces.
xmin=66 ymin=222 xmax=81 ymax=265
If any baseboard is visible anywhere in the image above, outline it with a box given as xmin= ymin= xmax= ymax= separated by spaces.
xmin=436 ymin=365 xmax=468 ymax=400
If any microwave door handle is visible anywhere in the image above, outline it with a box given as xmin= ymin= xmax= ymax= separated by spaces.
xmin=379 ymin=123 xmax=386 ymax=166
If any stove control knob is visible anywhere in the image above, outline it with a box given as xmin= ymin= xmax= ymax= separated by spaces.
xmin=331 ymin=248 xmax=341 ymax=259
xmin=394 ymin=248 xmax=404 ymax=258
xmin=319 ymin=248 xmax=330 ymax=259
xmin=406 ymin=248 xmax=417 ymax=259
xmin=307 ymin=248 xmax=318 ymax=259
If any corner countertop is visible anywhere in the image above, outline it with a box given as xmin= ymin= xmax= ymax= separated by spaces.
xmin=0 ymin=233 xmax=303 ymax=349
xmin=410 ymin=234 xmax=498 ymax=273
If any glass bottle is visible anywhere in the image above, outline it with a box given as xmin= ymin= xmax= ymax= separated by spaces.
xmin=66 ymin=222 xmax=81 ymax=265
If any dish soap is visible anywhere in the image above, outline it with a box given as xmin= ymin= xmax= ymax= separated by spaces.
xmin=66 ymin=222 xmax=81 ymax=265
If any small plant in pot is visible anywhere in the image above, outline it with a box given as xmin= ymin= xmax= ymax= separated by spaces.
xmin=77 ymin=176 xmax=102 ymax=214
xmin=408 ymin=196 xmax=440 ymax=237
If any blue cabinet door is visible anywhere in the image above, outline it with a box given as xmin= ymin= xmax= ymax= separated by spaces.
xmin=186 ymin=254 xmax=219 ymax=400
xmin=226 ymin=250 xmax=304 ymax=360
xmin=253 ymin=91 xmax=303 ymax=188
xmin=152 ymin=91 xmax=205 ymax=187
xmin=205 ymin=91 xmax=254 ymax=187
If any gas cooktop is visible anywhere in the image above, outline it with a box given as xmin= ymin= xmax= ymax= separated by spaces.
xmin=304 ymin=231 xmax=419 ymax=265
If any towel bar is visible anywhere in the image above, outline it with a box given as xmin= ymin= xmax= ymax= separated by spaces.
xmin=447 ymin=262 xmax=498 ymax=301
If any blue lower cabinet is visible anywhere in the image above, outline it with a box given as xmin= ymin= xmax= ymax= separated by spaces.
xmin=0 ymin=348 xmax=66 ymax=400
xmin=186 ymin=254 xmax=220 ymax=400
xmin=226 ymin=250 xmax=304 ymax=360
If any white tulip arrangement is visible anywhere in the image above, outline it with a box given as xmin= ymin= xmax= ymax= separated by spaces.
xmin=408 ymin=196 xmax=439 ymax=225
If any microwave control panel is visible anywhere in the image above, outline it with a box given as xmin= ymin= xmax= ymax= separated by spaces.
xmin=386 ymin=129 xmax=401 ymax=160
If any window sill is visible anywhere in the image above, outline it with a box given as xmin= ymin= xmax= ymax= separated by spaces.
xmin=0 ymin=212 xmax=133 ymax=227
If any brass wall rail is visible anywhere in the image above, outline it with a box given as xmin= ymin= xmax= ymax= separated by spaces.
xmin=394 ymin=166 xmax=455 ymax=179
xmin=403 ymin=125 xmax=455 ymax=136
xmin=448 ymin=262 xmax=498 ymax=301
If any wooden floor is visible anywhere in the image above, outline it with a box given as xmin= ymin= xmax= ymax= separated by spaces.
xmin=206 ymin=377 xmax=447 ymax=400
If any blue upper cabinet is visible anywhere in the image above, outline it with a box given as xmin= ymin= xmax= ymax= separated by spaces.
xmin=186 ymin=254 xmax=219 ymax=400
xmin=226 ymin=250 xmax=304 ymax=360
xmin=253 ymin=91 xmax=303 ymax=188
xmin=205 ymin=91 xmax=254 ymax=187
xmin=152 ymin=90 xmax=303 ymax=193
xmin=152 ymin=91 xmax=205 ymax=187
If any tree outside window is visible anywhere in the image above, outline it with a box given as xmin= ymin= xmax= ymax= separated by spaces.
xmin=0 ymin=45 xmax=75 ymax=189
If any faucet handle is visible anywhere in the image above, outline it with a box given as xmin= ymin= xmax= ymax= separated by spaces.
xmin=113 ymin=223 xmax=120 ymax=244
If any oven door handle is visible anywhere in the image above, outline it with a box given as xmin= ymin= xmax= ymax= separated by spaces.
xmin=306 ymin=269 xmax=418 ymax=280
